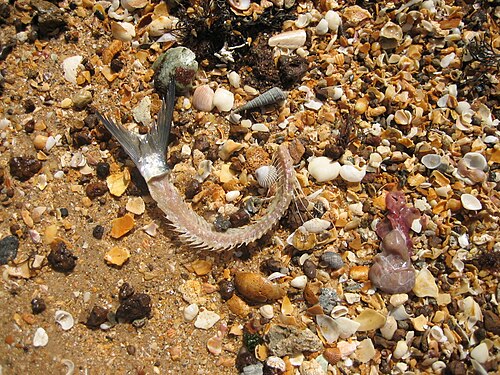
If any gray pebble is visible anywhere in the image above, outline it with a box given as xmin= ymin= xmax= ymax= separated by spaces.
xmin=0 ymin=235 xmax=19 ymax=265
xmin=320 ymin=251 xmax=344 ymax=270
xmin=318 ymin=288 xmax=340 ymax=314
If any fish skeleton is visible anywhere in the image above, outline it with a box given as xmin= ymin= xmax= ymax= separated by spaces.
xmin=96 ymin=80 xmax=296 ymax=251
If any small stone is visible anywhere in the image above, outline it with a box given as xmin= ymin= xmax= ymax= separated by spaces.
xmin=0 ymin=235 xmax=19 ymax=265
xmin=85 ymin=305 xmax=109 ymax=329
xmin=33 ymin=327 xmax=48 ymax=347
xmin=308 ymin=157 xmax=340 ymax=182
xmin=234 ymin=272 xmax=285 ymax=303
xmin=218 ymin=280 xmax=235 ymax=301
xmin=104 ymin=246 xmax=130 ymax=266
xmin=116 ymin=293 xmax=151 ymax=323
xmin=447 ymin=360 xmax=467 ymax=375
xmin=85 ymin=181 xmax=108 ymax=199
xmin=194 ymin=309 xmax=220 ymax=329
xmin=31 ymin=0 xmax=67 ymax=36
xmin=413 ymin=267 xmax=439 ymax=298
xmin=278 ymin=55 xmax=309 ymax=88
xmin=291 ymin=275 xmax=308 ymax=289
xmin=96 ymin=162 xmax=110 ymax=179
xmin=72 ymin=89 xmax=93 ymax=110
xmin=242 ymin=363 xmax=264 ymax=375
xmin=153 ymin=46 xmax=198 ymax=94
xmin=320 ymin=251 xmax=344 ymax=270
xmin=31 ymin=298 xmax=46 ymax=314
xmin=266 ymin=325 xmax=323 ymax=357
xmin=303 ymin=259 xmax=317 ymax=279
xmin=110 ymin=214 xmax=135 ymax=239
xmin=9 ymin=156 xmax=42 ymax=181
xmin=119 ymin=282 xmax=135 ymax=301
xmin=229 ymin=209 xmax=250 ymax=227
xmin=47 ymin=242 xmax=77 ymax=273
xmin=184 ymin=178 xmax=201 ymax=199
xmin=183 ymin=303 xmax=199 ymax=321
xmin=227 ymin=295 xmax=250 ymax=318
xmin=92 ymin=225 xmax=105 ymax=240
xmin=483 ymin=310 xmax=500 ymax=335
xmin=318 ymin=288 xmax=340 ymax=314
xmin=125 ymin=197 xmax=145 ymax=215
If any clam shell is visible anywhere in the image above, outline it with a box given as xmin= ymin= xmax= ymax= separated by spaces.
xmin=295 ymin=13 xmax=312 ymax=28
xmin=354 ymin=309 xmax=386 ymax=331
xmin=302 ymin=218 xmax=331 ymax=233
xmin=192 ymin=85 xmax=215 ymax=112
xmin=325 ymin=10 xmax=341 ymax=33
xmin=462 ymin=152 xmax=487 ymax=171
xmin=308 ymin=157 xmax=341 ymax=182
xmin=213 ymin=88 xmax=234 ymax=112
xmin=339 ymin=165 xmax=366 ymax=183
xmin=335 ymin=317 xmax=360 ymax=338
xmin=255 ymin=165 xmax=278 ymax=188
xmin=380 ymin=21 xmax=403 ymax=42
xmin=316 ymin=19 xmax=329 ymax=36
xmin=55 ymin=310 xmax=74 ymax=331
xmin=111 ymin=22 xmax=136 ymax=42
xmin=421 ymin=154 xmax=442 ymax=169
xmin=228 ymin=0 xmax=251 ymax=11
xmin=460 ymin=193 xmax=482 ymax=211
xmin=268 ymin=30 xmax=307 ymax=49
xmin=316 ymin=314 xmax=339 ymax=343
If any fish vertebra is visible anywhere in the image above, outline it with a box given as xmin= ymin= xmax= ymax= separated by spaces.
xmin=97 ymin=80 xmax=296 ymax=251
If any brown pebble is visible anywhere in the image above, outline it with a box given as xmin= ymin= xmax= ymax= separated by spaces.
xmin=288 ymin=139 xmax=305 ymax=164
xmin=184 ymin=178 xmax=201 ymax=199
xmin=306 ymin=304 xmax=324 ymax=316
xmin=116 ymin=293 xmax=151 ymax=323
xmin=350 ymin=265 xmax=370 ymax=281
xmin=303 ymin=283 xmax=319 ymax=305
xmin=227 ymin=295 xmax=250 ymax=318
xmin=21 ymin=313 xmax=36 ymax=325
xmin=47 ymin=241 xmax=77 ymax=273
xmin=323 ymin=347 xmax=342 ymax=365
xmin=303 ymin=259 xmax=317 ymax=279
xmin=85 ymin=305 xmax=109 ymax=329
xmin=85 ymin=181 xmax=108 ymax=199
xmin=234 ymin=272 xmax=285 ymax=303
xmin=483 ymin=310 xmax=500 ymax=335
xmin=110 ymin=214 xmax=135 ymax=239
xmin=9 ymin=156 xmax=42 ymax=181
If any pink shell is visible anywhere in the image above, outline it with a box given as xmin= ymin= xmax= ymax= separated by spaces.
xmin=192 ymin=85 xmax=215 ymax=112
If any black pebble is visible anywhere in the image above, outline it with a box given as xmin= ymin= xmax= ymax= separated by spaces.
xmin=92 ymin=225 xmax=105 ymax=240
xmin=218 ymin=280 xmax=235 ymax=301
xmin=31 ymin=298 xmax=46 ymax=314
xmin=9 ymin=156 xmax=42 ymax=181
xmin=184 ymin=179 xmax=201 ymax=199
xmin=47 ymin=242 xmax=77 ymax=273
xmin=119 ymin=282 xmax=135 ymax=301
xmin=59 ymin=208 xmax=69 ymax=218
xmin=85 ymin=305 xmax=109 ymax=329
xmin=96 ymin=162 xmax=110 ymax=179
xmin=0 ymin=235 xmax=19 ymax=265
xmin=115 ymin=293 xmax=151 ymax=323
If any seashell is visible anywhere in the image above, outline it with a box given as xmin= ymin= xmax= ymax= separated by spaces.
xmin=455 ymin=101 xmax=471 ymax=114
xmin=194 ymin=309 xmax=220 ymax=329
xmin=380 ymin=316 xmax=397 ymax=340
xmin=213 ymin=88 xmax=234 ymax=112
xmin=295 ymin=13 xmax=312 ymax=28
xmin=110 ymin=213 xmax=135 ymax=238
xmin=389 ymin=293 xmax=408 ymax=307
xmin=55 ymin=310 xmax=74 ymax=330
xmin=440 ymin=52 xmax=456 ymax=68
xmin=308 ymin=157 xmax=341 ymax=182
xmin=111 ymin=22 xmax=136 ymax=42
xmin=302 ymin=218 xmax=331 ymax=233
xmin=268 ymin=30 xmax=307 ymax=49
xmin=255 ymin=165 xmax=278 ymax=188
xmin=319 ymin=251 xmax=344 ymax=270
xmin=356 ymin=338 xmax=376 ymax=363
xmin=354 ymin=309 xmax=386 ymax=331
xmin=183 ymin=303 xmax=199 ymax=321
xmin=62 ymin=55 xmax=83 ymax=85
xmin=470 ymin=342 xmax=489 ymax=363
xmin=354 ymin=96 xmax=369 ymax=114
xmin=266 ymin=356 xmax=286 ymax=372
xmin=343 ymin=5 xmax=371 ymax=26
xmin=33 ymin=327 xmax=49 ymax=347
xmin=428 ymin=326 xmax=447 ymax=343
xmin=323 ymin=347 xmax=342 ymax=365
xmin=218 ymin=140 xmax=243 ymax=160
xmin=316 ymin=19 xmax=329 ymax=35
xmin=460 ymin=193 xmax=482 ymax=211
xmin=393 ymin=340 xmax=408 ymax=359
xmin=287 ymin=227 xmax=317 ymax=251
xmin=228 ymin=71 xmax=241 ymax=88
xmin=380 ymin=22 xmax=403 ymax=49
xmin=192 ymin=85 xmax=215 ymax=112
xmin=148 ymin=16 xmax=175 ymax=37
xmin=339 ymin=165 xmax=366 ymax=183
xmin=316 ymin=314 xmax=339 ymax=343
xmin=225 ymin=190 xmax=240 ymax=203
xmin=412 ymin=267 xmax=439 ymax=298
xmin=390 ymin=305 xmax=411 ymax=321
xmin=421 ymin=154 xmax=442 ymax=169
xmin=336 ymin=317 xmax=360 ymax=338
xmin=394 ymin=109 xmax=412 ymax=125
xmin=325 ymin=10 xmax=341 ymax=33
xmin=228 ymin=0 xmax=251 ymax=11
xmin=104 ymin=246 xmax=130 ymax=266
xmin=234 ymin=87 xmax=287 ymax=113
xmin=252 ymin=123 xmax=269 ymax=132
xmin=61 ymin=359 xmax=75 ymax=375
xmin=331 ymin=305 xmax=348 ymax=318
xmin=259 ymin=304 xmax=274 ymax=319
xmin=107 ymin=168 xmax=131 ymax=197
xmin=462 ymin=152 xmax=487 ymax=171
xmin=121 ymin=0 xmax=148 ymax=10
xmin=290 ymin=275 xmax=308 ymax=289
xmin=126 ymin=196 xmax=145 ymax=215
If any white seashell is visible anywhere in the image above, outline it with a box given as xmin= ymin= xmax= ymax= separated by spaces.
xmin=421 ymin=154 xmax=442 ymax=169
xmin=192 ymin=85 xmax=215 ymax=112
xmin=316 ymin=314 xmax=339 ymax=343
xmin=389 ymin=294 xmax=408 ymax=307
xmin=194 ymin=309 xmax=220 ymax=329
xmin=394 ymin=109 xmax=412 ymax=125
xmin=470 ymin=342 xmax=489 ymax=363
xmin=55 ymin=310 xmax=74 ymax=330
xmin=302 ymin=218 xmax=331 ymax=233
xmin=183 ymin=303 xmax=199 ymax=321
xmin=252 ymin=123 xmax=269 ymax=132
xmin=255 ymin=165 xmax=278 ymax=188
xmin=295 ymin=13 xmax=312 ymax=28
xmin=335 ymin=317 xmax=360 ymax=338
xmin=390 ymin=305 xmax=411 ymax=320
xmin=356 ymin=338 xmax=376 ymax=363
xmin=289 ymin=354 xmax=304 ymax=367
xmin=268 ymin=30 xmax=307 ymax=49
xmin=228 ymin=71 xmax=241 ymax=88
xmin=290 ymin=275 xmax=308 ymax=289
xmin=228 ymin=0 xmax=251 ymax=11
xmin=148 ymin=16 xmax=175 ymax=37
xmin=455 ymin=101 xmax=471 ymax=114
xmin=325 ymin=10 xmax=342 ymax=33
xmin=196 ymin=160 xmax=213 ymax=182
xmin=225 ymin=190 xmax=240 ymax=202
xmin=393 ymin=340 xmax=408 ymax=359
xmin=266 ymin=356 xmax=286 ymax=372
xmin=331 ymin=305 xmax=348 ymax=318
xmin=33 ymin=327 xmax=49 ymax=347
xmin=316 ymin=19 xmax=329 ymax=35
xmin=308 ymin=157 xmax=341 ymax=182
xmin=331 ymin=86 xmax=343 ymax=100
xmin=461 ymin=194 xmax=482 ymax=211
xmin=437 ymin=94 xmax=449 ymax=108
xmin=111 ymin=22 xmax=136 ymax=42
xmin=380 ymin=316 xmax=397 ymax=340
xmin=259 ymin=304 xmax=274 ymax=319
xmin=440 ymin=52 xmax=456 ymax=68
xmin=61 ymin=358 xmax=75 ymax=375
xmin=213 ymin=88 xmax=234 ymax=112
xmin=339 ymin=165 xmax=366 ymax=183
xmin=483 ymin=135 xmax=498 ymax=144
xmin=62 ymin=56 xmax=83 ymax=85
xmin=428 ymin=326 xmax=447 ymax=343
xmin=462 ymin=152 xmax=487 ymax=171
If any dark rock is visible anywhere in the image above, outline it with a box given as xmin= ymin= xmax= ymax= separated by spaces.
xmin=278 ymin=55 xmax=309 ymax=88
xmin=246 ymin=39 xmax=280 ymax=89
xmin=59 ymin=208 xmax=69 ymax=217
xmin=47 ymin=242 xmax=77 ymax=272
xmin=229 ymin=209 xmax=250 ymax=228
xmin=193 ymin=135 xmax=210 ymax=152
xmin=96 ymin=162 xmax=110 ymax=180
xmin=116 ymin=293 xmax=151 ymax=323
xmin=31 ymin=0 xmax=67 ymax=37
xmin=303 ymin=259 xmax=317 ymax=279
xmin=235 ymin=346 xmax=259 ymax=371
xmin=110 ymin=58 xmax=124 ymax=73
xmin=319 ymin=251 xmax=344 ymax=270
xmin=218 ymin=280 xmax=235 ymax=301
xmin=92 ymin=225 xmax=105 ymax=240
xmin=0 ymin=235 xmax=19 ymax=265
xmin=184 ymin=178 xmax=201 ymax=199
xmin=9 ymin=156 xmax=42 ymax=181
xmin=288 ymin=138 xmax=305 ymax=164
xmin=119 ymin=282 xmax=135 ymax=301
xmin=483 ymin=310 xmax=500 ymax=335
xmin=72 ymin=131 xmax=92 ymax=146
xmin=213 ymin=214 xmax=231 ymax=232
xmin=23 ymin=99 xmax=36 ymax=113
xmin=85 ymin=181 xmax=108 ymax=199
xmin=260 ymin=258 xmax=285 ymax=275
xmin=446 ymin=360 xmax=467 ymax=375
xmin=128 ymin=167 xmax=148 ymax=196
xmin=318 ymin=288 xmax=340 ymax=314
xmin=266 ymin=325 xmax=323 ymax=357
xmin=31 ymin=298 xmax=46 ymax=314
xmin=85 ymin=305 xmax=109 ymax=329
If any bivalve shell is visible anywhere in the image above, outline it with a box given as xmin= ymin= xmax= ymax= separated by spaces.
xmin=308 ymin=157 xmax=341 ymax=182
xmin=339 ymin=165 xmax=366 ymax=183
xmin=421 ymin=154 xmax=442 ymax=170
xmin=228 ymin=0 xmax=251 ymax=11
xmin=460 ymin=194 xmax=482 ymax=211
xmin=302 ymin=218 xmax=331 ymax=233
xmin=192 ymin=85 xmax=215 ymax=112
xmin=380 ymin=21 xmax=403 ymax=49
xmin=462 ymin=152 xmax=487 ymax=171
xmin=111 ymin=22 xmax=136 ymax=42
xmin=213 ymin=88 xmax=234 ymax=112
xmin=316 ymin=314 xmax=339 ymax=343
xmin=55 ymin=310 xmax=74 ymax=331
xmin=255 ymin=165 xmax=278 ymax=188
xmin=268 ymin=30 xmax=307 ymax=49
